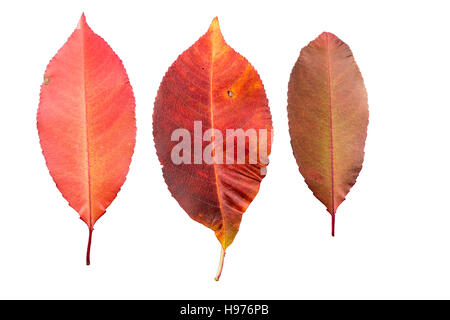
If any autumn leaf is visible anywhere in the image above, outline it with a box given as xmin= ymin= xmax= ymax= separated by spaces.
xmin=153 ymin=17 xmax=272 ymax=280
xmin=37 ymin=14 xmax=136 ymax=264
xmin=287 ymin=32 xmax=368 ymax=236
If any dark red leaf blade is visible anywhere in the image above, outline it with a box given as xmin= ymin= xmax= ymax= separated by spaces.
xmin=153 ymin=18 xmax=272 ymax=280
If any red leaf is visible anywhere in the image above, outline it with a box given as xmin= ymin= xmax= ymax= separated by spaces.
xmin=287 ymin=32 xmax=369 ymax=236
xmin=37 ymin=14 xmax=136 ymax=264
xmin=153 ymin=18 xmax=272 ymax=280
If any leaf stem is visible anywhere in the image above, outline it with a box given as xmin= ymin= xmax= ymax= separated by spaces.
xmin=214 ymin=247 xmax=226 ymax=281
xmin=86 ymin=228 xmax=93 ymax=265
xmin=331 ymin=213 xmax=335 ymax=237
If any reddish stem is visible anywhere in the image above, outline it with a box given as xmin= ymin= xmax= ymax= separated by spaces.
xmin=331 ymin=213 xmax=335 ymax=237
xmin=86 ymin=228 xmax=93 ymax=265
xmin=214 ymin=247 xmax=226 ymax=281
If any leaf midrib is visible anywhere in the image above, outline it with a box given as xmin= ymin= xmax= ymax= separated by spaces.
xmin=209 ymin=37 xmax=226 ymax=244
xmin=80 ymin=24 xmax=94 ymax=228
xmin=325 ymin=33 xmax=336 ymax=215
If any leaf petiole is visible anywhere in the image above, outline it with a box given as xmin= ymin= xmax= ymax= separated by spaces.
xmin=214 ymin=247 xmax=226 ymax=281
xmin=86 ymin=228 xmax=93 ymax=265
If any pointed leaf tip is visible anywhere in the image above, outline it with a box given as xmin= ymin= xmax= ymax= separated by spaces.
xmin=319 ymin=31 xmax=338 ymax=41
xmin=207 ymin=17 xmax=225 ymax=48
xmin=208 ymin=17 xmax=221 ymax=33
xmin=77 ymin=13 xmax=87 ymax=29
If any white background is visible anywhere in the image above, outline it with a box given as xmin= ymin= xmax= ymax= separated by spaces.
xmin=0 ymin=0 xmax=449 ymax=299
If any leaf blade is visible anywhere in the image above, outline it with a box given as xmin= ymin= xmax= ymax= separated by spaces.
xmin=37 ymin=14 xmax=136 ymax=262
xmin=153 ymin=18 xmax=272 ymax=278
xmin=288 ymin=32 xmax=368 ymax=235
